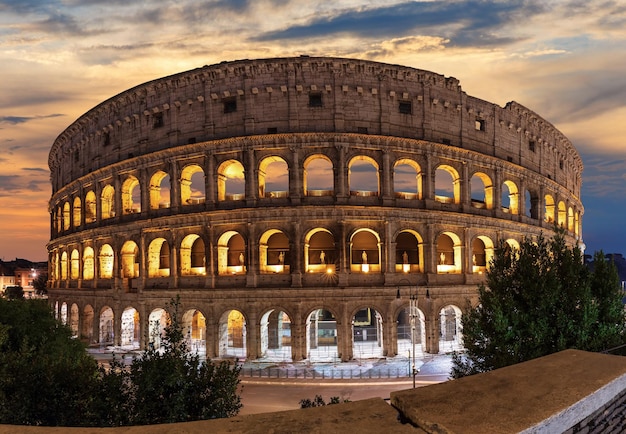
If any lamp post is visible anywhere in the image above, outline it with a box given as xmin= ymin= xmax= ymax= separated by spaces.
xmin=397 ymin=279 xmax=419 ymax=388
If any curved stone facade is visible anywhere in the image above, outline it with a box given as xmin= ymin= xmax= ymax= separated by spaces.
xmin=47 ymin=56 xmax=583 ymax=362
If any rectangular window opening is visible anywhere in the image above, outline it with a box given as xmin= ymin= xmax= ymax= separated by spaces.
xmin=357 ymin=127 xmax=368 ymax=134
xmin=529 ymin=141 xmax=536 ymax=152
xmin=267 ymin=127 xmax=278 ymax=134
xmin=309 ymin=92 xmax=323 ymax=107
xmin=223 ymin=97 xmax=237 ymax=114
xmin=399 ymin=101 xmax=412 ymax=115
xmin=475 ymin=119 xmax=485 ymax=131
xmin=153 ymin=112 xmax=164 ymax=128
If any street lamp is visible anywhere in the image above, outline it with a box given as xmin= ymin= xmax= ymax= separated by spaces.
xmin=397 ymin=279 xmax=419 ymax=388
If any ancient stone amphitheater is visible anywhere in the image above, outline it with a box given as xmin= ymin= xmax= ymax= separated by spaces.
xmin=47 ymin=56 xmax=583 ymax=363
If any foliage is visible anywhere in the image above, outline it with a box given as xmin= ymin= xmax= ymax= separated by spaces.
xmin=452 ymin=230 xmax=626 ymax=378
xmin=97 ymin=296 xmax=242 ymax=425
xmin=33 ymin=272 xmax=48 ymax=295
xmin=0 ymin=298 xmax=100 ymax=426
xmin=4 ymin=285 xmax=24 ymax=299
xmin=300 ymin=395 xmax=350 ymax=408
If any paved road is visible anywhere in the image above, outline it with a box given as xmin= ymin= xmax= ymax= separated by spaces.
xmin=239 ymin=374 xmax=448 ymax=415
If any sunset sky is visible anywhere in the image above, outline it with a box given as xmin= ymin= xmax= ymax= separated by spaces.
xmin=1 ymin=0 xmax=626 ymax=262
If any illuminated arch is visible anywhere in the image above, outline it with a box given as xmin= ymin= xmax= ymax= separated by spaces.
xmin=73 ymin=196 xmax=82 ymax=227
xmin=180 ymin=234 xmax=205 ymax=276
xmin=60 ymin=251 xmax=68 ymax=280
xmin=439 ymin=305 xmax=464 ymax=353
xmin=303 ymin=154 xmax=334 ymax=196
xmin=85 ymin=190 xmax=96 ymax=223
xmin=82 ymin=305 xmax=94 ymax=343
xmin=567 ymin=207 xmax=574 ymax=232
xmin=148 ymin=238 xmax=170 ymax=277
xmin=99 ymin=306 xmax=114 ymax=344
xmin=544 ymin=194 xmax=555 ymax=223
xmin=350 ymin=228 xmax=381 ymax=273
xmin=394 ymin=158 xmax=422 ymax=199
xmin=435 ymin=164 xmax=460 ymax=204
xmin=182 ymin=309 xmax=206 ymax=353
xmin=558 ymin=201 xmax=567 ymax=228
xmin=98 ymin=244 xmax=114 ymax=279
xmin=70 ymin=249 xmax=80 ymax=280
xmin=396 ymin=304 xmax=425 ymax=357
xmin=121 ymin=175 xmax=141 ymax=215
xmin=259 ymin=229 xmax=290 ymax=273
xmin=470 ymin=172 xmax=494 ymax=209
xmin=259 ymin=308 xmax=293 ymax=361
xmin=149 ymin=170 xmax=170 ymax=210
xmin=120 ymin=241 xmax=139 ymax=278
xmin=351 ymin=307 xmax=384 ymax=359
xmin=219 ymin=309 xmax=247 ymax=358
xmin=101 ymin=184 xmax=115 ymax=219
xmin=502 ymin=180 xmax=519 ymax=214
xmin=395 ymin=230 xmax=423 ymax=273
xmin=82 ymin=246 xmax=95 ymax=280
xmin=258 ymin=156 xmax=289 ymax=198
xmin=436 ymin=232 xmax=462 ymax=274
xmin=348 ymin=155 xmax=379 ymax=196
xmin=472 ymin=235 xmax=495 ymax=273
xmin=304 ymin=228 xmax=336 ymax=273
xmin=306 ymin=308 xmax=339 ymax=362
xmin=217 ymin=159 xmax=245 ymax=201
xmin=180 ymin=164 xmax=205 ymax=205
xmin=217 ymin=231 xmax=246 ymax=275
xmin=120 ymin=306 xmax=140 ymax=348
xmin=63 ymin=202 xmax=71 ymax=231
xmin=148 ymin=308 xmax=169 ymax=349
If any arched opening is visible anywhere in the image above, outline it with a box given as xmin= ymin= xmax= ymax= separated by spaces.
xmin=303 ymin=155 xmax=333 ymax=197
xmin=120 ymin=307 xmax=140 ymax=348
xmin=149 ymin=170 xmax=171 ymax=209
xmin=439 ymin=305 xmax=463 ymax=353
xmin=85 ymin=190 xmax=96 ymax=223
xmin=437 ymin=232 xmax=462 ymax=274
xmin=350 ymin=229 xmax=381 ymax=273
xmin=470 ymin=172 xmax=493 ymax=209
xmin=182 ymin=309 xmax=206 ymax=355
xmin=219 ymin=310 xmax=247 ymax=359
xmin=567 ymin=207 xmax=574 ymax=232
xmin=259 ymin=309 xmax=293 ymax=362
xmin=396 ymin=305 xmax=425 ymax=357
xmin=307 ymin=309 xmax=338 ymax=362
xmin=305 ymin=228 xmax=336 ymax=273
xmin=558 ymin=201 xmax=567 ymax=228
xmin=472 ymin=236 xmax=494 ymax=273
xmin=544 ymin=194 xmax=555 ymax=223
xmin=120 ymin=241 xmax=139 ymax=278
xmin=395 ymin=230 xmax=423 ymax=273
xmin=69 ymin=304 xmax=79 ymax=336
xmin=180 ymin=234 xmax=206 ymax=276
xmin=217 ymin=160 xmax=245 ymax=201
xmin=99 ymin=306 xmax=114 ymax=345
xmin=394 ymin=159 xmax=421 ymax=200
xmin=60 ymin=302 xmax=68 ymax=325
xmin=148 ymin=238 xmax=170 ymax=277
xmin=121 ymin=176 xmax=141 ymax=215
xmin=217 ymin=231 xmax=246 ymax=275
xmin=70 ymin=249 xmax=80 ymax=279
xmin=435 ymin=165 xmax=460 ymax=204
xmin=348 ymin=156 xmax=379 ymax=196
xmin=180 ymin=164 xmax=205 ymax=205
xmin=352 ymin=307 xmax=384 ymax=359
xmin=258 ymin=156 xmax=289 ymax=198
xmin=148 ymin=308 xmax=169 ymax=349
xmin=99 ymin=244 xmax=114 ymax=279
xmin=82 ymin=305 xmax=94 ymax=343
xmin=73 ymin=196 xmax=81 ymax=227
xmin=260 ymin=230 xmax=290 ymax=274
xmin=101 ymin=184 xmax=115 ymax=219
xmin=63 ymin=202 xmax=71 ymax=231
xmin=60 ymin=251 xmax=68 ymax=280
xmin=502 ymin=180 xmax=519 ymax=214
xmin=83 ymin=247 xmax=95 ymax=280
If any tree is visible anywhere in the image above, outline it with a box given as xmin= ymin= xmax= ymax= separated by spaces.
xmin=4 ymin=285 xmax=24 ymax=299
xmin=33 ymin=272 xmax=48 ymax=295
xmin=0 ymin=298 xmax=100 ymax=426
xmin=97 ymin=296 xmax=242 ymax=425
xmin=452 ymin=230 xmax=626 ymax=378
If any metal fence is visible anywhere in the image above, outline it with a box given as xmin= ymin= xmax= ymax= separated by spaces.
xmin=239 ymin=366 xmax=410 ymax=379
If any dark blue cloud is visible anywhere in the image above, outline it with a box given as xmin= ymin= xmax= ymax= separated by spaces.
xmin=254 ymin=1 xmax=546 ymax=47
xmin=0 ymin=114 xmax=64 ymax=125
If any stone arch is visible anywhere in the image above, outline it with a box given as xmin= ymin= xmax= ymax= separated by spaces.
xmin=73 ymin=196 xmax=82 ymax=227
xmin=148 ymin=308 xmax=169 ymax=349
xmin=149 ymin=170 xmax=171 ymax=209
xmin=219 ymin=309 xmax=247 ymax=359
xmin=436 ymin=231 xmax=462 ymax=273
xmin=303 ymin=154 xmax=334 ymax=196
xmin=350 ymin=228 xmax=381 ymax=273
xmin=502 ymin=180 xmax=519 ymax=214
xmin=304 ymin=228 xmax=336 ymax=273
xmin=396 ymin=304 xmax=426 ymax=357
xmin=259 ymin=229 xmax=290 ymax=274
xmin=217 ymin=159 xmax=245 ymax=201
xmin=62 ymin=202 xmax=71 ymax=231
xmin=180 ymin=163 xmax=205 ymax=205
xmin=306 ymin=308 xmax=339 ymax=362
xmin=348 ymin=155 xmax=379 ymax=196
xmin=558 ymin=201 xmax=567 ymax=228
xmin=147 ymin=237 xmax=170 ymax=277
xmin=60 ymin=251 xmax=68 ymax=280
xmin=99 ymin=306 xmax=114 ymax=344
xmin=101 ymin=184 xmax=115 ymax=219
xmin=180 ymin=234 xmax=206 ymax=276
xmin=120 ymin=240 xmax=139 ymax=278
xmin=60 ymin=302 xmax=68 ymax=325
xmin=121 ymin=175 xmax=141 ymax=215
xmin=258 ymin=156 xmax=289 ymax=198
xmin=182 ymin=308 xmax=206 ymax=355
xmin=472 ymin=235 xmax=495 ymax=273
xmin=470 ymin=172 xmax=494 ymax=209
xmin=351 ymin=307 xmax=384 ymax=359
xmin=435 ymin=164 xmax=460 ymax=204
xmin=70 ymin=249 xmax=80 ymax=279
xmin=120 ymin=306 xmax=140 ymax=348
xmin=217 ymin=230 xmax=246 ymax=275
xmin=544 ymin=194 xmax=555 ymax=223
xmin=85 ymin=190 xmax=96 ymax=223
xmin=567 ymin=206 xmax=574 ymax=232
xmin=83 ymin=246 xmax=95 ymax=280
xmin=82 ymin=304 xmax=94 ymax=343
xmin=98 ymin=244 xmax=114 ymax=279
xmin=395 ymin=230 xmax=423 ymax=273
xmin=393 ymin=158 xmax=422 ymax=199
xmin=439 ymin=305 xmax=463 ymax=353
xmin=259 ymin=308 xmax=293 ymax=362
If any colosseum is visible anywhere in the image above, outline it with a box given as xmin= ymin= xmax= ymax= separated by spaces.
xmin=47 ymin=56 xmax=583 ymax=363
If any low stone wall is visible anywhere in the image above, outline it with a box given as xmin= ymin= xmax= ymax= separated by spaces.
xmin=2 ymin=349 xmax=626 ymax=433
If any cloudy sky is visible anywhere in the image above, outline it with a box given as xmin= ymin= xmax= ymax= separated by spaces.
xmin=1 ymin=0 xmax=626 ymax=262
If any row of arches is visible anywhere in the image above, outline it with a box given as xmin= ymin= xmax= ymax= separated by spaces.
xmin=56 ymin=301 xmax=464 ymax=361
xmin=51 ymin=151 xmax=581 ymax=237
xmin=50 ymin=226 xmax=507 ymax=282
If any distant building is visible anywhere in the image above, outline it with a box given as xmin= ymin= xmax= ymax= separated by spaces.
xmin=0 ymin=259 xmax=47 ymax=297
